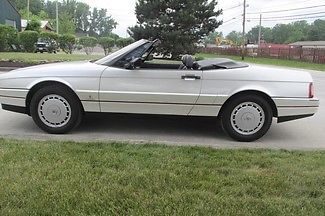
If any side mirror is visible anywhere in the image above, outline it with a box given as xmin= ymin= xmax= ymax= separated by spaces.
xmin=124 ymin=57 xmax=142 ymax=70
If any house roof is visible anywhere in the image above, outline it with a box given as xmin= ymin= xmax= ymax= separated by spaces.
xmin=289 ymin=41 xmax=325 ymax=46
xmin=6 ymin=0 xmax=21 ymax=17
xmin=259 ymin=43 xmax=290 ymax=49
xmin=21 ymin=19 xmax=54 ymax=30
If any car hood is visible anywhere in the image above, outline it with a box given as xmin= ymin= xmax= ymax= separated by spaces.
xmin=0 ymin=61 xmax=108 ymax=79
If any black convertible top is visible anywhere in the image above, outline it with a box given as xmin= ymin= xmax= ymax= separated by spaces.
xmin=197 ymin=58 xmax=249 ymax=70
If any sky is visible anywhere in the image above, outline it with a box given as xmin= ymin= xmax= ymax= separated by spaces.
xmin=79 ymin=0 xmax=325 ymax=37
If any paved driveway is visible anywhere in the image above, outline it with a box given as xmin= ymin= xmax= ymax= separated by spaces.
xmin=0 ymin=69 xmax=324 ymax=150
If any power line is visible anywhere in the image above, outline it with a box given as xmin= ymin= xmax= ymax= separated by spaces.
xmin=247 ymin=4 xmax=325 ymax=14
xmin=260 ymin=0 xmax=315 ymax=11
xmin=223 ymin=3 xmax=242 ymax=11
xmin=247 ymin=11 xmax=325 ymax=20
xmin=223 ymin=17 xmax=237 ymax=24
xmin=247 ymin=14 xmax=325 ymax=21
xmin=220 ymin=19 xmax=240 ymax=28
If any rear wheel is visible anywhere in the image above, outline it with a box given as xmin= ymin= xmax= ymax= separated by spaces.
xmin=221 ymin=95 xmax=273 ymax=142
xmin=30 ymin=85 xmax=83 ymax=134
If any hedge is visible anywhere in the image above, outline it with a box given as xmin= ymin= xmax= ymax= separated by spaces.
xmin=98 ymin=37 xmax=115 ymax=55
xmin=0 ymin=24 xmax=18 ymax=52
xmin=59 ymin=34 xmax=76 ymax=54
xmin=18 ymin=30 xmax=39 ymax=52
xmin=78 ymin=36 xmax=98 ymax=55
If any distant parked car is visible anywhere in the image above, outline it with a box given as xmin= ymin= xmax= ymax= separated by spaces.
xmin=0 ymin=39 xmax=319 ymax=141
xmin=35 ymin=40 xmax=58 ymax=53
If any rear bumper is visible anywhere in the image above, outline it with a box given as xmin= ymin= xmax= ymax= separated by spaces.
xmin=273 ymin=97 xmax=319 ymax=123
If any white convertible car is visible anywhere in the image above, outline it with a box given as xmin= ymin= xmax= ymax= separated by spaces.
xmin=0 ymin=39 xmax=319 ymax=141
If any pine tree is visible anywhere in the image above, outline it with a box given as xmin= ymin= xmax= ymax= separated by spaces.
xmin=128 ymin=0 xmax=222 ymax=58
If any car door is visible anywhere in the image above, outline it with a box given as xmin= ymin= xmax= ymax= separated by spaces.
xmin=99 ymin=67 xmax=202 ymax=115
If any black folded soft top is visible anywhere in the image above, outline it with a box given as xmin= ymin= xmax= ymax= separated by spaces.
xmin=197 ymin=58 xmax=249 ymax=70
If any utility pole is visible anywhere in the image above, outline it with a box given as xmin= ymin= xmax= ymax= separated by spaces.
xmin=241 ymin=0 xmax=247 ymax=60
xmin=56 ymin=1 xmax=59 ymax=34
xmin=27 ymin=0 xmax=30 ymax=21
xmin=258 ymin=13 xmax=262 ymax=47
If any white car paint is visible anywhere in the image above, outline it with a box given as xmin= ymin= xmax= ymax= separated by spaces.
xmin=0 ymin=40 xmax=319 ymax=125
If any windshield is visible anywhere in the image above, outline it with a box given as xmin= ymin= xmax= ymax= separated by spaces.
xmin=95 ymin=39 xmax=150 ymax=65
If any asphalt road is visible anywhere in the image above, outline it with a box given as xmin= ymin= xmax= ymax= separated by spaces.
xmin=0 ymin=68 xmax=324 ymax=150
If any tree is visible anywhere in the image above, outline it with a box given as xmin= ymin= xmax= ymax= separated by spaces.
xmin=89 ymin=8 xmax=117 ymax=37
xmin=108 ymin=33 xmax=120 ymax=41
xmin=262 ymin=27 xmax=273 ymax=43
xmin=75 ymin=2 xmax=90 ymax=32
xmin=271 ymin=24 xmax=291 ymax=44
xmin=44 ymin=0 xmax=57 ymax=19
xmin=246 ymin=26 xmax=273 ymax=44
xmin=285 ymin=21 xmax=310 ymax=43
xmin=58 ymin=13 xmax=76 ymax=34
xmin=10 ymin=0 xmax=44 ymax=15
xmin=98 ymin=37 xmax=115 ymax=55
xmin=116 ymin=37 xmax=135 ymax=48
xmin=25 ymin=19 xmax=41 ymax=32
xmin=18 ymin=30 xmax=39 ymax=52
xmin=226 ymin=31 xmax=242 ymax=46
xmin=204 ymin=31 xmax=223 ymax=46
xmin=59 ymin=34 xmax=76 ymax=54
xmin=78 ymin=36 xmax=98 ymax=55
xmin=308 ymin=19 xmax=325 ymax=41
xmin=128 ymin=0 xmax=222 ymax=58
xmin=97 ymin=9 xmax=117 ymax=37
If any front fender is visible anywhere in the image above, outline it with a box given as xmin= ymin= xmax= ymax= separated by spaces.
xmin=27 ymin=77 xmax=75 ymax=91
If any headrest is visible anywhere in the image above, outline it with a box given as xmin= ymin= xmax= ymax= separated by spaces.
xmin=181 ymin=54 xmax=194 ymax=68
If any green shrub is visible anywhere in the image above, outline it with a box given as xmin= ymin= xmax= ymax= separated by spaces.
xmin=40 ymin=32 xmax=59 ymax=41
xmin=25 ymin=20 xmax=41 ymax=32
xmin=78 ymin=36 xmax=98 ymax=55
xmin=18 ymin=30 xmax=39 ymax=52
xmin=59 ymin=34 xmax=76 ymax=54
xmin=0 ymin=24 xmax=18 ymax=52
xmin=39 ymin=32 xmax=59 ymax=53
xmin=98 ymin=37 xmax=115 ymax=55
xmin=116 ymin=37 xmax=134 ymax=48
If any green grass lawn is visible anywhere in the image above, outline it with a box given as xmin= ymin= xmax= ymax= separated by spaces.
xmin=0 ymin=52 xmax=104 ymax=64
xmin=0 ymin=139 xmax=324 ymax=215
xmin=197 ymin=53 xmax=325 ymax=72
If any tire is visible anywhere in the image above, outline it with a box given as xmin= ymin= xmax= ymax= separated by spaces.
xmin=30 ymin=85 xmax=83 ymax=134
xmin=221 ymin=95 xmax=273 ymax=142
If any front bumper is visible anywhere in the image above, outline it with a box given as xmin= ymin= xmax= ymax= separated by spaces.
xmin=273 ymin=97 xmax=319 ymax=123
xmin=0 ymin=88 xmax=28 ymax=107
xmin=0 ymin=88 xmax=28 ymax=114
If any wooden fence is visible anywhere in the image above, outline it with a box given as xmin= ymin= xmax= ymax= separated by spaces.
xmin=201 ymin=47 xmax=325 ymax=64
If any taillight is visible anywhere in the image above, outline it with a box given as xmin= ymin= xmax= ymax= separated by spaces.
xmin=309 ymin=83 xmax=314 ymax=98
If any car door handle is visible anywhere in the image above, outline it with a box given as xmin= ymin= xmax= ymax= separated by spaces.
xmin=181 ymin=74 xmax=201 ymax=81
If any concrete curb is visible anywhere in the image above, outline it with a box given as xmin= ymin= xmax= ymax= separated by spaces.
xmin=0 ymin=67 xmax=19 ymax=72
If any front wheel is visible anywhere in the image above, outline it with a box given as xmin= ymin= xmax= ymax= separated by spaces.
xmin=30 ymin=85 xmax=83 ymax=134
xmin=221 ymin=95 xmax=273 ymax=142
